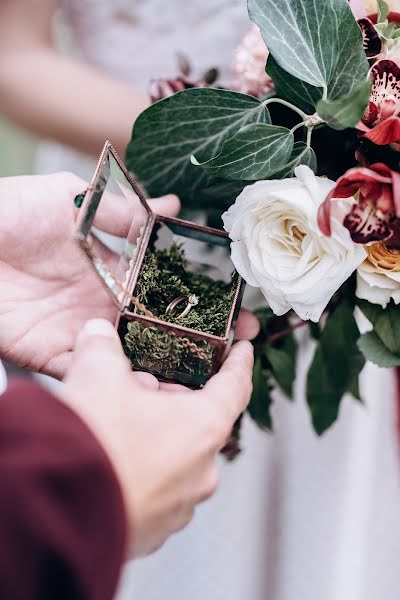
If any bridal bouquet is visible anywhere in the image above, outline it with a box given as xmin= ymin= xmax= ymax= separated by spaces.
xmin=126 ymin=0 xmax=400 ymax=435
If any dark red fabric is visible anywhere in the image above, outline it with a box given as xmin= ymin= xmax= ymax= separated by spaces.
xmin=0 ymin=379 xmax=127 ymax=600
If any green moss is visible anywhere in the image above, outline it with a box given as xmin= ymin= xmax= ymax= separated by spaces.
xmin=133 ymin=242 xmax=237 ymax=337
xmin=124 ymin=321 xmax=213 ymax=386
xmin=122 ymin=243 xmax=237 ymax=387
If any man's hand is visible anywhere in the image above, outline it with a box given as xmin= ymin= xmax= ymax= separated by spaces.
xmin=62 ymin=319 xmax=254 ymax=557
xmin=0 ymin=172 xmax=258 ymax=378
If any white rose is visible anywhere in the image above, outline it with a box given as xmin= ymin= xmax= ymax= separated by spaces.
xmin=356 ymin=243 xmax=400 ymax=307
xmin=222 ymin=166 xmax=367 ymax=322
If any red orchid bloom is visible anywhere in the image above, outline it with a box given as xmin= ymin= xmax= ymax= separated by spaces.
xmin=361 ymin=59 xmax=400 ymax=144
xmin=318 ymin=163 xmax=400 ymax=247
xmin=355 ymin=10 xmax=400 ymax=146
xmin=358 ymin=17 xmax=383 ymax=57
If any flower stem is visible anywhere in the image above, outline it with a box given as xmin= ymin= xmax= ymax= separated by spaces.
xmin=306 ymin=126 xmax=313 ymax=147
xmin=267 ymin=319 xmax=308 ymax=344
xmin=290 ymin=121 xmax=307 ymax=135
xmin=262 ymin=97 xmax=309 ymax=121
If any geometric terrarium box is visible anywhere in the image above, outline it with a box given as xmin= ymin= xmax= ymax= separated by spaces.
xmin=74 ymin=141 xmax=245 ymax=388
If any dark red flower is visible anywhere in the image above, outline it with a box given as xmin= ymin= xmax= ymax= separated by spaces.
xmin=318 ymin=163 xmax=400 ymax=247
xmin=358 ymin=17 xmax=383 ymax=58
xmin=361 ymin=59 xmax=400 ymax=147
xmin=148 ymin=66 xmax=219 ymax=104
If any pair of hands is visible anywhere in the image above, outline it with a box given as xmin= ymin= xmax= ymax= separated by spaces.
xmin=0 ymin=171 xmax=258 ymax=556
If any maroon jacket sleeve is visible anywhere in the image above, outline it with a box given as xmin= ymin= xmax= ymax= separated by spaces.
xmin=0 ymin=379 xmax=127 ymax=600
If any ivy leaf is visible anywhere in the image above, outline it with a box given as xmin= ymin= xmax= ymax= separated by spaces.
xmin=358 ymin=331 xmax=400 ymax=368
xmin=316 ymin=81 xmax=371 ymax=130
xmin=273 ymin=142 xmax=317 ymax=178
xmin=126 ymin=88 xmax=270 ymax=206
xmin=307 ymin=302 xmax=365 ymax=435
xmin=265 ymin=344 xmax=296 ymax=398
xmin=248 ymin=357 xmax=273 ymax=431
xmin=249 ymin=0 xmax=369 ymax=97
xmin=192 ymin=124 xmax=294 ymax=181
xmin=266 ymin=55 xmax=322 ymax=114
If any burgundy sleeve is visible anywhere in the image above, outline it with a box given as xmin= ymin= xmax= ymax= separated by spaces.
xmin=0 ymin=379 xmax=127 ymax=600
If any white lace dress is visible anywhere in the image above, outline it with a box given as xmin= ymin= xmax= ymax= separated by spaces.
xmin=36 ymin=2 xmax=400 ymax=599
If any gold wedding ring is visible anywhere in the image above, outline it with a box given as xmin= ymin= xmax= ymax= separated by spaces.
xmin=165 ymin=294 xmax=199 ymax=319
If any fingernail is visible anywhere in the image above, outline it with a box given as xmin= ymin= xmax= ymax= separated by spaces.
xmin=81 ymin=319 xmax=116 ymax=338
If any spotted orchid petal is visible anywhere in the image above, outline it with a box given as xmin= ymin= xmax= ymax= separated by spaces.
xmin=318 ymin=164 xmax=397 ymax=244
xmin=363 ymin=60 xmax=400 ymax=127
xmin=344 ymin=193 xmax=393 ymax=243
xmin=358 ymin=18 xmax=382 ymax=58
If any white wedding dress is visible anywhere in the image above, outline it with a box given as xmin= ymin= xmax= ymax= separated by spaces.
xmin=36 ymin=2 xmax=400 ymax=599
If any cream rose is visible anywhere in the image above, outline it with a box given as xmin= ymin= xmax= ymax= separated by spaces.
xmin=356 ymin=242 xmax=400 ymax=307
xmin=222 ymin=166 xmax=367 ymax=322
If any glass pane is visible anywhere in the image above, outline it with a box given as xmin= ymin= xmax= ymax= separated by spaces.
xmin=131 ymin=220 xmax=238 ymax=338
xmin=76 ymin=146 xmax=150 ymax=307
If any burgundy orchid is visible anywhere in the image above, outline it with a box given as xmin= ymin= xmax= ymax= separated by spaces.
xmin=360 ymin=59 xmax=400 ymax=145
xmin=358 ymin=17 xmax=383 ymax=57
xmin=318 ymin=163 xmax=400 ymax=247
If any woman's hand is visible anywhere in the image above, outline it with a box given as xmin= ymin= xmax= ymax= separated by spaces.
xmin=0 ymin=172 xmax=259 ymax=378
xmin=0 ymin=172 xmax=180 ymax=377
xmin=62 ymin=319 xmax=254 ymax=557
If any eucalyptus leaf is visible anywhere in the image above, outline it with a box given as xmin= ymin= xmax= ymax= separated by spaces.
xmin=249 ymin=0 xmax=369 ymax=98
xmin=266 ymin=55 xmax=322 ymax=114
xmin=378 ymin=0 xmax=390 ymax=22
xmin=316 ymin=81 xmax=371 ymax=130
xmin=126 ymin=88 xmax=270 ymax=206
xmin=248 ymin=357 xmax=273 ymax=431
xmin=273 ymin=142 xmax=317 ymax=178
xmin=307 ymin=302 xmax=365 ymax=435
xmin=192 ymin=124 xmax=294 ymax=181
xmin=358 ymin=331 xmax=400 ymax=368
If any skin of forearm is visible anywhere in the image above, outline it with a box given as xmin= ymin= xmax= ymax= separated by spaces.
xmin=0 ymin=48 xmax=149 ymax=158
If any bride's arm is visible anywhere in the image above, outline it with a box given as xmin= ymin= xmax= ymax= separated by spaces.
xmin=0 ymin=0 xmax=149 ymax=157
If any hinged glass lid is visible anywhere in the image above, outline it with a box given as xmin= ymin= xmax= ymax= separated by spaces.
xmin=74 ymin=141 xmax=153 ymax=309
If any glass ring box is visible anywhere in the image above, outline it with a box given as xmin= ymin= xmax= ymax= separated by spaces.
xmin=74 ymin=141 xmax=245 ymax=388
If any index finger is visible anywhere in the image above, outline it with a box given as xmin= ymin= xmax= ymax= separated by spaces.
xmin=93 ymin=192 xmax=180 ymax=237
xmin=202 ymin=341 xmax=254 ymax=423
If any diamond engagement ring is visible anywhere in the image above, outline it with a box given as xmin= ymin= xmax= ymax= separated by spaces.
xmin=165 ymin=294 xmax=199 ymax=319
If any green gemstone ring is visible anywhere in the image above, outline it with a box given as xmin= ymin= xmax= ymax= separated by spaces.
xmin=74 ymin=190 xmax=87 ymax=209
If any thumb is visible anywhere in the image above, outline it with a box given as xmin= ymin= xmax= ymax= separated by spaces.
xmin=71 ymin=318 xmax=130 ymax=374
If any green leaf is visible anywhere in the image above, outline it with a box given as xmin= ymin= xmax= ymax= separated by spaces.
xmin=358 ymin=300 xmax=400 ymax=355
xmin=358 ymin=331 xmax=400 ymax=368
xmin=273 ymin=142 xmax=317 ymax=178
xmin=348 ymin=376 xmax=362 ymax=402
xmin=248 ymin=357 xmax=273 ymax=431
xmin=378 ymin=0 xmax=390 ymax=22
xmin=265 ymin=345 xmax=296 ymax=398
xmin=357 ymin=299 xmax=382 ymax=326
xmin=316 ymin=81 xmax=371 ymax=130
xmin=249 ymin=0 xmax=369 ymax=97
xmin=266 ymin=55 xmax=323 ymax=114
xmin=307 ymin=302 xmax=365 ymax=435
xmin=192 ymin=124 xmax=294 ymax=181
xmin=126 ymin=88 xmax=270 ymax=207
